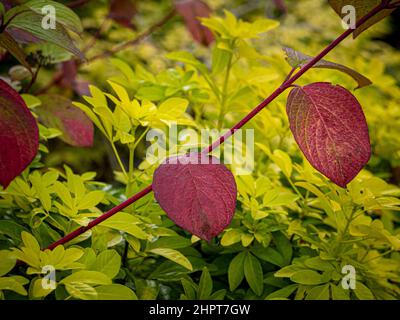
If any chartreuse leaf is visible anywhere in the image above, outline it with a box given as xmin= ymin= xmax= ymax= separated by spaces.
xmin=65 ymin=282 xmax=97 ymax=300
xmin=149 ymin=248 xmax=193 ymax=271
xmin=60 ymin=270 xmax=112 ymax=286
xmin=228 ymin=251 xmax=246 ymax=291
xmin=95 ymin=284 xmax=138 ymax=300
xmin=0 ymin=277 xmax=27 ymax=296
xmin=283 ymin=47 xmax=372 ymax=89
xmin=265 ymin=284 xmax=298 ymax=300
xmin=270 ymin=149 xmax=292 ymax=177
xmin=31 ymin=278 xmax=55 ymax=299
xmin=0 ymin=250 xmax=16 ymax=277
xmin=354 ymin=281 xmax=374 ymax=300
xmin=99 ymin=212 xmax=148 ymax=240
xmin=90 ymin=250 xmax=121 ymax=279
xmin=244 ymin=252 xmax=263 ymax=296
xmin=330 ymin=283 xmax=350 ymax=300
xmin=290 ymin=270 xmax=326 ymax=285
xmin=201 ymin=10 xmax=279 ymax=40
xmin=305 ymin=284 xmax=330 ymax=300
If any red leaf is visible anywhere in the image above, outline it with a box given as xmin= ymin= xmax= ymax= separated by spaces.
xmin=0 ymin=79 xmax=39 ymax=188
xmin=175 ymin=0 xmax=214 ymax=46
xmin=153 ymin=153 xmax=237 ymax=241
xmin=109 ymin=0 xmax=137 ymax=29
xmin=286 ymin=82 xmax=371 ymax=188
xmin=37 ymin=94 xmax=93 ymax=147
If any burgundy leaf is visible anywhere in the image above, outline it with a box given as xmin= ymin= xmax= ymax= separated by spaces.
xmin=6 ymin=27 xmax=42 ymax=44
xmin=286 ymin=82 xmax=371 ymax=187
xmin=37 ymin=94 xmax=93 ymax=147
xmin=0 ymin=79 xmax=39 ymax=188
xmin=109 ymin=0 xmax=137 ymax=29
xmin=0 ymin=0 xmax=13 ymax=10
xmin=175 ymin=0 xmax=214 ymax=46
xmin=153 ymin=153 xmax=237 ymax=241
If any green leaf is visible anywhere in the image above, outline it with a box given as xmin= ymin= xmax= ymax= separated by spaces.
xmin=65 ymin=282 xmax=97 ymax=300
xmin=77 ymin=191 xmax=104 ymax=210
xmin=149 ymin=248 xmax=193 ymax=271
xmin=158 ymin=98 xmax=188 ymax=116
xmin=354 ymin=281 xmax=374 ymax=300
xmin=0 ymin=277 xmax=27 ymax=296
xmin=7 ymin=10 xmax=83 ymax=59
xmin=251 ymin=246 xmax=284 ymax=267
xmin=21 ymin=232 xmax=41 ymax=253
xmin=290 ymin=270 xmax=326 ymax=285
xmin=209 ymin=289 xmax=226 ymax=300
xmin=0 ymin=250 xmax=16 ymax=277
xmin=328 ymin=0 xmax=395 ymax=38
xmin=330 ymin=284 xmax=350 ymax=300
xmin=0 ymin=220 xmax=29 ymax=244
xmin=198 ymin=267 xmax=213 ymax=300
xmin=212 ymin=46 xmax=231 ymax=74
xmin=221 ymin=229 xmax=242 ymax=246
xmin=147 ymin=236 xmax=191 ymax=250
xmin=99 ymin=212 xmax=148 ymax=240
xmin=273 ymin=232 xmax=292 ymax=266
xmin=265 ymin=284 xmax=298 ymax=300
xmin=91 ymin=250 xmax=121 ymax=279
xmin=95 ymin=284 xmax=138 ymax=300
xmin=25 ymin=0 xmax=83 ymax=33
xmin=31 ymin=277 xmax=54 ymax=298
xmin=60 ymin=271 xmax=112 ymax=285
xmin=244 ymin=253 xmax=264 ymax=296
xmin=0 ymin=32 xmax=32 ymax=72
xmin=181 ymin=278 xmax=197 ymax=299
xmin=228 ymin=251 xmax=246 ymax=291
xmin=305 ymin=284 xmax=330 ymax=300
xmin=283 ymin=47 xmax=372 ymax=89
xmin=304 ymin=257 xmax=334 ymax=272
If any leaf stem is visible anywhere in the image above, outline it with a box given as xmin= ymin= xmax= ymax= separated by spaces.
xmin=217 ymin=44 xmax=235 ymax=130
xmin=111 ymin=142 xmax=128 ymax=178
xmin=42 ymin=1 xmax=389 ymax=251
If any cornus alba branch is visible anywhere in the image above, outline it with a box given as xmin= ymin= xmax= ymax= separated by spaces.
xmin=45 ymin=1 xmax=390 ymax=251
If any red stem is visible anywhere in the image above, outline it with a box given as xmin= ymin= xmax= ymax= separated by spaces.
xmin=45 ymin=185 xmax=153 ymax=250
xmin=43 ymin=1 xmax=387 ymax=251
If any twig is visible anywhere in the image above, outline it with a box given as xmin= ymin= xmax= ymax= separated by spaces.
xmin=67 ymin=0 xmax=91 ymax=8
xmin=43 ymin=1 xmax=389 ymax=251
xmin=84 ymin=9 xmax=176 ymax=64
